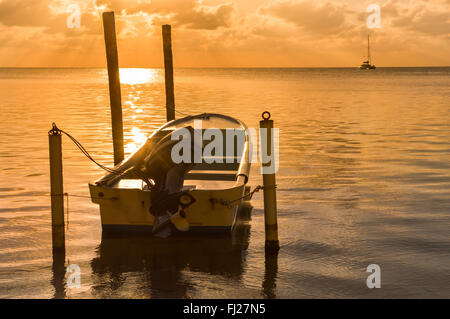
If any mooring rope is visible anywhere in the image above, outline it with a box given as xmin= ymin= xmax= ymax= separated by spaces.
xmin=211 ymin=184 xmax=277 ymax=207
xmin=44 ymin=183 xmax=274 ymax=232
xmin=48 ymin=192 xmax=116 ymax=201
xmin=65 ymin=193 xmax=69 ymax=230
xmin=59 ymin=129 xmax=124 ymax=176
xmin=57 ymin=128 xmax=149 ymax=183
xmin=46 ymin=192 xmax=117 ymax=231
xmin=169 ymin=105 xmax=192 ymax=117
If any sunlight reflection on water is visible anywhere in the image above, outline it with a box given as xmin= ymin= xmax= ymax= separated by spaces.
xmin=125 ymin=127 xmax=148 ymax=154
xmin=119 ymin=68 xmax=161 ymax=85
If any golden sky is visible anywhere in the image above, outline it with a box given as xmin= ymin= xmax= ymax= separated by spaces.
xmin=0 ymin=0 xmax=449 ymax=67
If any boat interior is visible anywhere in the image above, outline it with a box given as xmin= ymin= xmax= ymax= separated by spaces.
xmin=95 ymin=113 xmax=250 ymax=192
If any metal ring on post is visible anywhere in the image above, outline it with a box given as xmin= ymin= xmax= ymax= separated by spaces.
xmin=48 ymin=123 xmax=61 ymax=136
xmin=262 ymin=111 xmax=271 ymax=121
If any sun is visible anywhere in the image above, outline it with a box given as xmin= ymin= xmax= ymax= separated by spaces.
xmin=119 ymin=68 xmax=159 ymax=85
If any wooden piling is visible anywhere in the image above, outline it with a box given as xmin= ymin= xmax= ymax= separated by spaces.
xmin=102 ymin=11 xmax=124 ymax=165
xmin=48 ymin=123 xmax=65 ymax=251
xmin=162 ymin=25 xmax=175 ymax=122
xmin=260 ymin=112 xmax=280 ymax=255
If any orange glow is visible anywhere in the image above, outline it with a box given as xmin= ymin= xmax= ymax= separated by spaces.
xmin=119 ymin=68 xmax=159 ymax=85
xmin=0 ymin=1 xmax=448 ymax=67
xmin=125 ymin=127 xmax=148 ymax=154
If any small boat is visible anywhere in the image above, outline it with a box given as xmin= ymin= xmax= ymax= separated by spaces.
xmin=89 ymin=113 xmax=251 ymax=235
xmin=360 ymin=35 xmax=376 ymax=70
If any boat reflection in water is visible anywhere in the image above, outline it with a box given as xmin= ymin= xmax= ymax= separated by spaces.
xmin=89 ymin=205 xmax=274 ymax=298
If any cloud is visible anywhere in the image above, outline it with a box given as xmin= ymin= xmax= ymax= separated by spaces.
xmin=0 ymin=0 xmax=448 ymax=67
xmin=96 ymin=0 xmax=235 ymax=30
xmin=389 ymin=3 xmax=450 ymax=35
xmin=259 ymin=0 xmax=349 ymax=34
xmin=0 ymin=0 xmax=52 ymax=27
xmin=0 ymin=0 xmax=235 ymax=32
xmin=175 ymin=3 xmax=235 ymax=30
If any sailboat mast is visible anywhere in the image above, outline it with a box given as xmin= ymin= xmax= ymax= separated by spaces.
xmin=368 ymin=35 xmax=371 ymax=64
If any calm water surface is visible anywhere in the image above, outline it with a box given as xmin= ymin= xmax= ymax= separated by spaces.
xmin=0 ymin=67 xmax=449 ymax=298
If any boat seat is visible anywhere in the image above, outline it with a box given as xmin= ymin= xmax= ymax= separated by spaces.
xmin=183 ymin=180 xmax=237 ymax=190
xmin=185 ymin=170 xmax=237 ymax=181
xmin=191 ymin=157 xmax=240 ymax=171
xmin=114 ymin=179 xmax=144 ymax=189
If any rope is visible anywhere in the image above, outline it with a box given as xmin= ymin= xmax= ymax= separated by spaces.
xmin=58 ymin=128 xmax=148 ymax=182
xmin=45 ymin=185 xmax=274 ymax=232
xmin=65 ymin=193 xmax=69 ymax=230
xmin=46 ymin=192 xmax=117 ymax=231
xmin=168 ymin=105 xmax=192 ymax=117
xmin=56 ymin=109 xmax=206 ymax=181
xmin=211 ymin=184 xmax=277 ymax=207
xmin=53 ymin=104 xmax=197 ymax=179
xmin=48 ymin=193 xmax=117 ymax=200
xmin=59 ymin=129 xmax=124 ymax=176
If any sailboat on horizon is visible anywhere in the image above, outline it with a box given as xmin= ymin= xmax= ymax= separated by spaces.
xmin=360 ymin=35 xmax=376 ymax=70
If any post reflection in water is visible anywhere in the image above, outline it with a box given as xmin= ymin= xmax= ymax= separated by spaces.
xmin=90 ymin=221 xmax=254 ymax=298
xmin=51 ymin=248 xmax=66 ymax=299
xmin=262 ymin=254 xmax=278 ymax=299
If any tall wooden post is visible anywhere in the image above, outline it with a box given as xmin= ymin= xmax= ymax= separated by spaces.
xmin=48 ymin=123 xmax=65 ymax=251
xmin=162 ymin=25 xmax=175 ymax=122
xmin=260 ymin=112 xmax=280 ymax=255
xmin=103 ymin=11 xmax=124 ymax=165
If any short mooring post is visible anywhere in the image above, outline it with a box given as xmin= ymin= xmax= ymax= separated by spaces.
xmin=162 ymin=24 xmax=175 ymax=122
xmin=48 ymin=123 xmax=65 ymax=251
xmin=102 ymin=11 xmax=124 ymax=165
xmin=260 ymin=112 xmax=280 ymax=255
